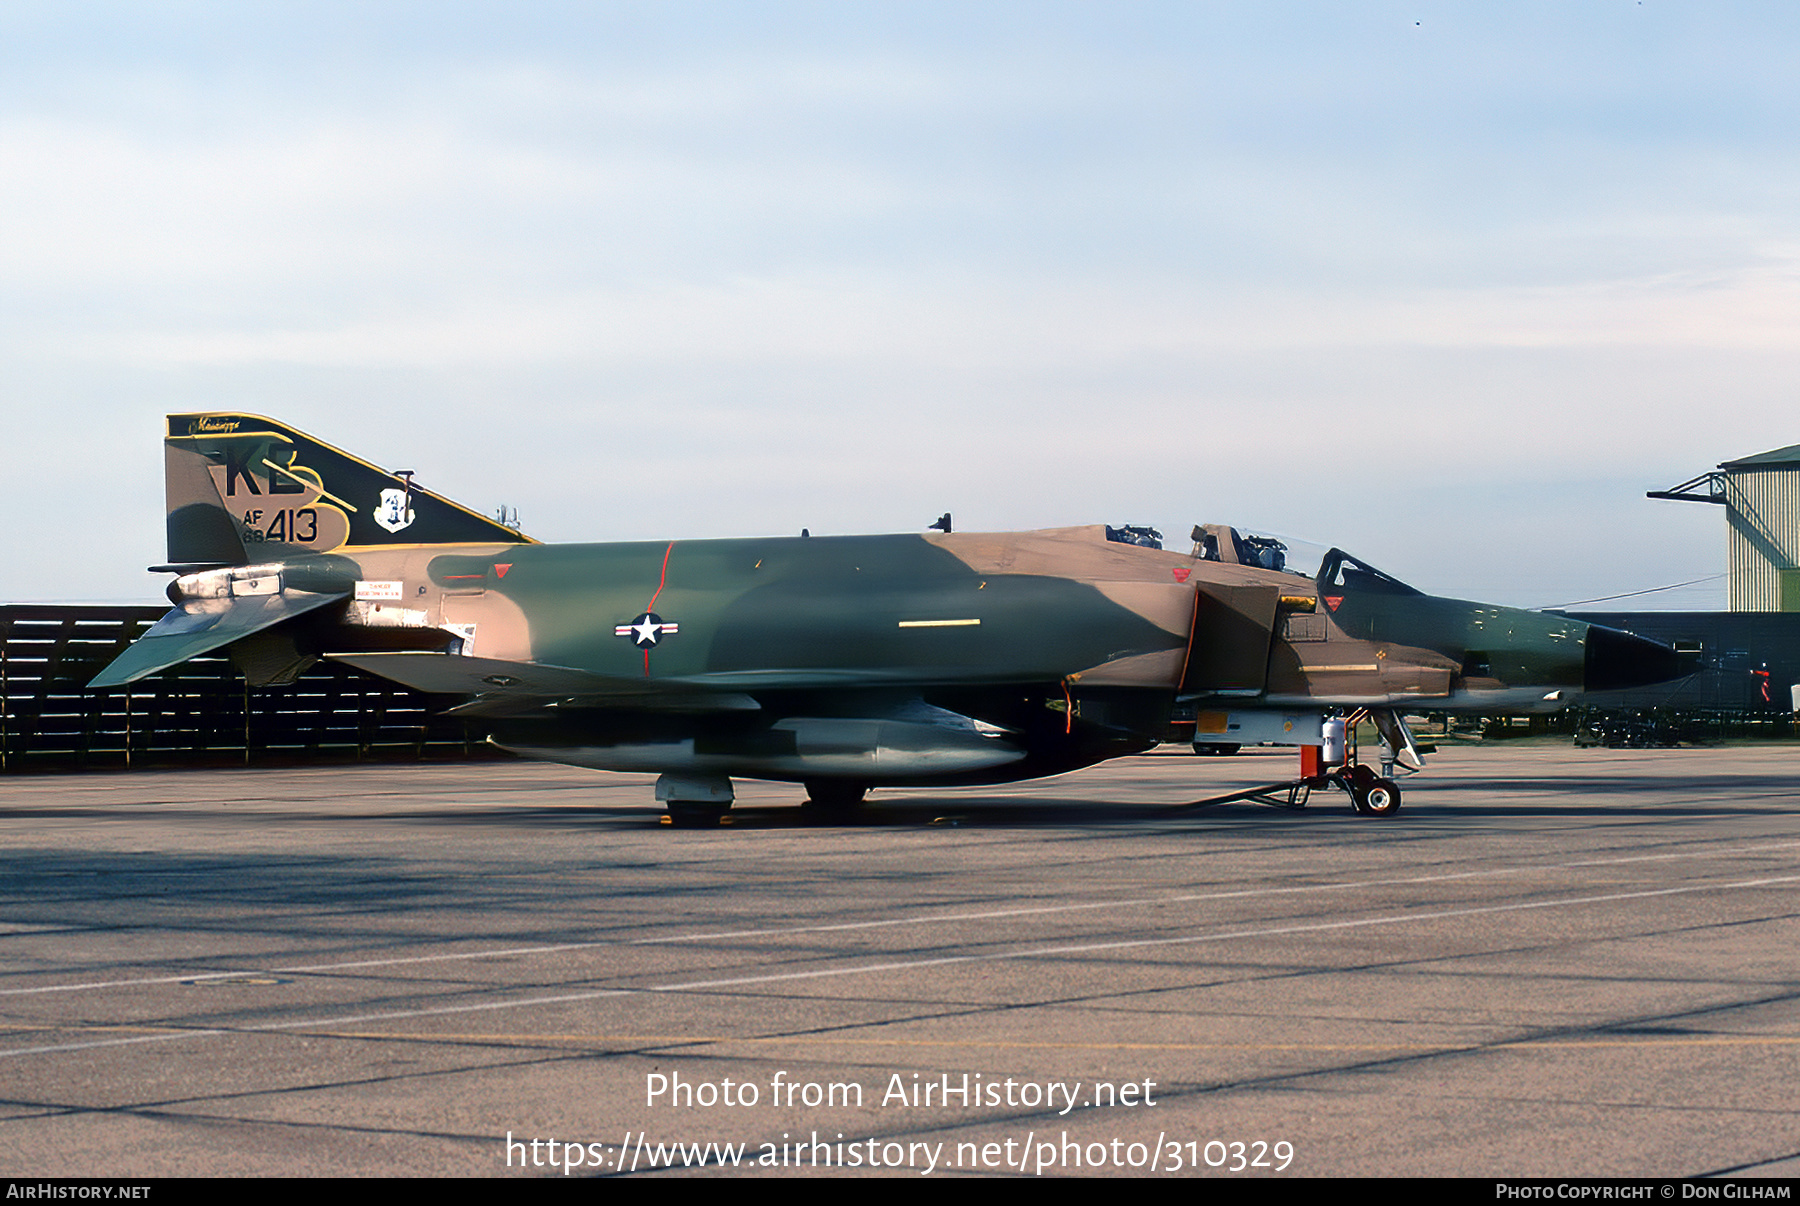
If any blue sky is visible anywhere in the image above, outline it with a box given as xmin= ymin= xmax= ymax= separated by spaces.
xmin=4 ymin=2 xmax=1798 ymax=607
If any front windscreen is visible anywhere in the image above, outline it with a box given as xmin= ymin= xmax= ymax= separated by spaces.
xmin=1315 ymin=549 xmax=1424 ymax=596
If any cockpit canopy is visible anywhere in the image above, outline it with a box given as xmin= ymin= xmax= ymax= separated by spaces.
xmin=1191 ymin=524 xmax=1289 ymax=572
xmin=1105 ymin=523 xmax=1421 ymax=596
xmin=1103 ymin=524 xmax=1163 ymax=549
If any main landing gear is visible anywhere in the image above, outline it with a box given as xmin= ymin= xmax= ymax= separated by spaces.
xmin=654 ymin=775 xmax=872 ymax=826
xmin=656 ymin=773 xmax=733 ymax=828
xmin=801 ymin=781 xmax=869 ymax=813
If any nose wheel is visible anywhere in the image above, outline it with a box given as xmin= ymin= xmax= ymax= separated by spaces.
xmin=1346 ymin=763 xmax=1402 ymax=817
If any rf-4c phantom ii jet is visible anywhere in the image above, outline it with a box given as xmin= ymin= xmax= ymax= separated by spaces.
xmin=90 ymin=414 xmax=1684 ymax=825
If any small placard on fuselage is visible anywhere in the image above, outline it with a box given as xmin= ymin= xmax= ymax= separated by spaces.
xmin=355 ymin=580 xmax=405 ymax=602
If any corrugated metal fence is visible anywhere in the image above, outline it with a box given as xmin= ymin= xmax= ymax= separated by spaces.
xmin=0 ymin=604 xmax=493 ymax=771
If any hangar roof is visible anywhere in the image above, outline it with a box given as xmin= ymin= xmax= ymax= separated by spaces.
xmin=1721 ymin=443 xmax=1800 ymax=470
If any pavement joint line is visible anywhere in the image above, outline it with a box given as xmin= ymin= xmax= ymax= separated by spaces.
xmin=3 ymin=870 xmax=1796 ymax=1062
xmin=102 ymin=1030 xmax=1800 ymax=1053
xmin=4 ymin=839 xmax=1795 ymax=998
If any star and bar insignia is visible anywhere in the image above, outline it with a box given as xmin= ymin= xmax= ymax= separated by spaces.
xmin=615 ymin=612 xmax=679 ymax=648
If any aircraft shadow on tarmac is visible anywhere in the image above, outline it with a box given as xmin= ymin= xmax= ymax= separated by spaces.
xmin=0 ymin=848 xmax=464 ymax=921
xmin=4 ymin=763 xmax=1793 ymax=838
xmin=358 ymin=781 xmax=1800 ymax=828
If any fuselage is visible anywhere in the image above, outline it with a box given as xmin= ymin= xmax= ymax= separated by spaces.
xmin=90 ymin=413 xmax=1687 ymax=808
xmin=145 ymin=526 xmax=1682 ymax=787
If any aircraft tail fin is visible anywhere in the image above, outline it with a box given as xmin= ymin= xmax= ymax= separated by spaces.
xmin=161 ymin=413 xmax=532 ymax=568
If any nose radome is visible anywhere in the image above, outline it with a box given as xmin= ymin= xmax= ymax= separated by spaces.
xmin=1584 ymin=624 xmax=1686 ymax=693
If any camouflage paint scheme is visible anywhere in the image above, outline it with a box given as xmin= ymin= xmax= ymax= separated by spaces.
xmin=92 ymin=414 xmax=1682 ymax=813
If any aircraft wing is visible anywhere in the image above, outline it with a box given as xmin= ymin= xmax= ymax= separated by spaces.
xmin=325 ymin=651 xmax=767 ymax=716
xmin=88 ymin=589 xmax=347 ymax=689
xmin=331 ymin=652 xmax=1037 ymax=697
xmin=328 ymin=651 xmax=626 ymax=697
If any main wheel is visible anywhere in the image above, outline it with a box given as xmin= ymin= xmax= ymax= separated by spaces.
xmin=666 ymin=803 xmax=728 ymax=828
xmin=801 ymin=781 xmax=868 ymax=812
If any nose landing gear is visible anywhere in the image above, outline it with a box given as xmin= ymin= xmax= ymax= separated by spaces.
xmin=1345 ymin=762 xmax=1402 ymax=817
xmin=1179 ymin=708 xmax=1410 ymax=817
xmin=1329 ymin=709 xmax=1404 ymax=817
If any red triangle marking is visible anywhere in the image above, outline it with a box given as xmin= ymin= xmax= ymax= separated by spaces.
xmin=1171 ymin=567 xmax=1191 ymax=583
xmin=494 ymin=563 xmax=511 ymax=578
xmin=1324 ymin=596 xmax=1343 ymax=611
